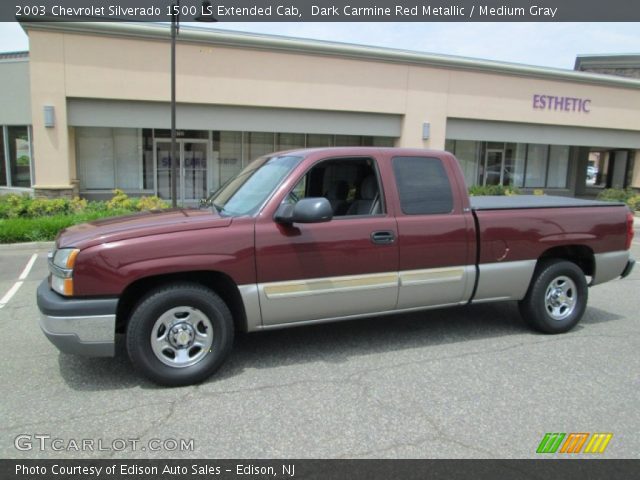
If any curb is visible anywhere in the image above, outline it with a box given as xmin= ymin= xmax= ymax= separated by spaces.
xmin=0 ymin=241 xmax=54 ymax=251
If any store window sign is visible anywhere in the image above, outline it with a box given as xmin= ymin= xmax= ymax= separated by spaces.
xmin=160 ymin=158 xmax=206 ymax=168
xmin=533 ymin=94 xmax=591 ymax=113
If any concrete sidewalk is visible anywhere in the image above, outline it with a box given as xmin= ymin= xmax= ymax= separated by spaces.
xmin=0 ymin=241 xmax=54 ymax=251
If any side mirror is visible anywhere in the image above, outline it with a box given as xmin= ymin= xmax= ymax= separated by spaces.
xmin=275 ymin=197 xmax=333 ymax=224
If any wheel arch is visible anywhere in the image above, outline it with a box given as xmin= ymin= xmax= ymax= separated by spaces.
xmin=116 ymin=271 xmax=247 ymax=334
xmin=537 ymin=244 xmax=595 ymax=278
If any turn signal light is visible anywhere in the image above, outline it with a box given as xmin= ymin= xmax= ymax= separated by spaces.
xmin=65 ymin=249 xmax=79 ymax=269
xmin=63 ymin=278 xmax=74 ymax=296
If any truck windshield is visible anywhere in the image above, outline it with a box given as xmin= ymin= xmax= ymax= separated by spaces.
xmin=210 ymin=155 xmax=303 ymax=217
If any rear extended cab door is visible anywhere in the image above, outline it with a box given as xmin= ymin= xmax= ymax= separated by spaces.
xmin=254 ymin=150 xmax=400 ymax=327
xmin=383 ymin=150 xmax=477 ymax=309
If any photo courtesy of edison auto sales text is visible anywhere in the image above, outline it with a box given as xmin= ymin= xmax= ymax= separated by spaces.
xmin=15 ymin=463 xmax=295 ymax=476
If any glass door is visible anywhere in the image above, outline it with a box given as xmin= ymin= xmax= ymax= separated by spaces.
xmin=155 ymin=141 xmax=174 ymax=201
xmin=182 ymin=141 xmax=208 ymax=204
xmin=155 ymin=139 xmax=210 ymax=205
xmin=483 ymin=149 xmax=505 ymax=186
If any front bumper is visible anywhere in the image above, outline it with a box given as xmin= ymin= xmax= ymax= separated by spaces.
xmin=36 ymin=279 xmax=118 ymax=357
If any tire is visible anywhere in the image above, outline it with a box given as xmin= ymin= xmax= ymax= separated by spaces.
xmin=126 ymin=283 xmax=234 ymax=386
xmin=518 ymin=259 xmax=588 ymax=334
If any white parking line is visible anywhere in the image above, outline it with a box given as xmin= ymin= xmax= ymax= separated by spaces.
xmin=19 ymin=253 xmax=38 ymax=280
xmin=0 ymin=253 xmax=38 ymax=309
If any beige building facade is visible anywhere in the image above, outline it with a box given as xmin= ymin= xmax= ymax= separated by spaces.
xmin=1 ymin=22 xmax=640 ymax=203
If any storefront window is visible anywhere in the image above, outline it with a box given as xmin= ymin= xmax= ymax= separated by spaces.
xmin=524 ymin=144 xmax=548 ymax=188
xmin=372 ymin=137 xmax=395 ymax=147
xmin=445 ymin=139 xmax=455 ymax=153
xmin=452 ymin=140 xmax=480 ymax=187
xmin=307 ymin=134 xmax=333 ymax=148
xmin=113 ymin=128 xmax=142 ymax=190
xmin=154 ymin=129 xmax=208 ymax=140
xmin=447 ymin=138 xmax=570 ymax=190
xmin=142 ymin=129 xmax=154 ymax=190
xmin=244 ymin=132 xmax=274 ymax=166
xmin=547 ymin=145 xmax=570 ymax=188
xmin=276 ymin=133 xmax=305 ymax=151
xmin=76 ymin=127 xmax=143 ymax=191
xmin=75 ymin=128 xmax=397 ymax=196
xmin=0 ymin=129 xmax=6 ymax=186
xmin=213 ymin=131 xmax=242 ymax=186
xmin=335 ymin=135 xmax=361 ymax=146
xmin=7 ymin=126 xmax=31 ymax=188
xmin=506 ymin=143 xmax=527 ymax=188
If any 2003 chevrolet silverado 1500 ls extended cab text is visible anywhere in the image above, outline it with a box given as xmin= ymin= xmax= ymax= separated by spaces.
xmin=37 ymin=148 xmax=636 ymax=386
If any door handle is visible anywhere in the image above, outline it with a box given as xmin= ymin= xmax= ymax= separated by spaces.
xmin=370 ymin=230 xmax=396 ymax=245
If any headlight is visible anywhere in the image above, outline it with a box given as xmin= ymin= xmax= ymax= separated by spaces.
xmin=53 ymin=248 xmax=79 ymax=270
xmin=49 ymin=248 xmax=80 ymax=296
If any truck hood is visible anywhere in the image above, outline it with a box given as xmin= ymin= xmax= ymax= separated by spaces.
xmin=56 ymin=209 xmax=233 ymax=250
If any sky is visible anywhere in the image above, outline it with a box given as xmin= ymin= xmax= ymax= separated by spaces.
xmin=1 ymin=22 xmax=639 ymax=69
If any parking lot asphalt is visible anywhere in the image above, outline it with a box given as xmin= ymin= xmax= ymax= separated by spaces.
xmin=1 ymin=234 xmax=639 ymax=459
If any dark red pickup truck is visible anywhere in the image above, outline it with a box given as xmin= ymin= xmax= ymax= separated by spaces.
xmin=37 ymin=147 xmax=635 ymax=386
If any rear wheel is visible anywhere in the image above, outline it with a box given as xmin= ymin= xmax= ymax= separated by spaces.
xmin=518 ymin=260 xmax=588 ymax=334
xmin=126 ymin=283 xmax=234 ymax=386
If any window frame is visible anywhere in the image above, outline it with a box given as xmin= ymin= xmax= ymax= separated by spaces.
xmin=4 ymin=125 xmax=33 ymax=189
xmin=0 ymin=125 xmax=7 ymax=187
xmin=391 ymin=155 xmax=455 ymax=216
xmin=277 ymin=155 xmax=388 ymax=220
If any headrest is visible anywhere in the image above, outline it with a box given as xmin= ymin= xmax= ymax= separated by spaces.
xmin=360 ymin=175 xmax=377 ymax=200
xmin=327 ymin=180 xmax=349 ymax=200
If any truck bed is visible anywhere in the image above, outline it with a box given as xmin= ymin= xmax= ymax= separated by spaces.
xmin=470 ymin=195 xmax=625 ymax=211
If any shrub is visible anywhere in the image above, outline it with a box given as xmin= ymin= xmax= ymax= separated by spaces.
xmin=106 ymin=189 xmax=134 ymax=211
xmin=70 ymin=196 xmax=88 ymax=213
xmin=85 ymin=200 xmax=109 ymax=213
xmin=0 ymin=189 xmax=171 ymax=242
xmin=597 ymin=188 xmax=634 ymax=203
xmin=26 ymin=197 xmax=72 ymax=217
xmin=0 ymin=193 xmax=31 ymax=218
xmin=136 ymin=195 xmax=169 ymax=211
xmin=626 ymin=195 xmax=640 ymax=212
xmin=597 ymin=188 xmax=640 ymax=211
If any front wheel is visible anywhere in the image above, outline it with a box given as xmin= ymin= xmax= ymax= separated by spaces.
xmin=126 ymin=283 xmax=234 ymax=386
xmin=518 ymin=260 xmax=588 ymax=334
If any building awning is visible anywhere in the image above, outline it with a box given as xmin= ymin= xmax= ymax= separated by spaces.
xmin=67 ymin=98 xmax=402 ymax=137
xmin=446 ymin=118 xmax=640 ymax=149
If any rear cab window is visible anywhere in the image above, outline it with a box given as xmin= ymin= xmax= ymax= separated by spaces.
xmin=392 ymin=156 xmax=454 ymax=215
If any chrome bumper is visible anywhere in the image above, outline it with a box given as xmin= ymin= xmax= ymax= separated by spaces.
xmin=37 ymin=279 xmax=117 ymax=357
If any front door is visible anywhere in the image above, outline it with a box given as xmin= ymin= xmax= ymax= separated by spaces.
xmin=254 ymin=155 xmax=400 ymax=326
xmin=155 ymin=139 xmax=209 ymax=205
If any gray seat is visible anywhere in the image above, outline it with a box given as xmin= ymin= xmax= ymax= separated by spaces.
xmin=325 ymin=180 xmax=350 ymax=216
xmin=346 ymin=175 xmax=380 ymax=215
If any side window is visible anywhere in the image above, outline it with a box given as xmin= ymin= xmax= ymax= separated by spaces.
xmin=284 ymin=158 xmax=384 ymax=216
xmin=284 ymin=176 xmax=307 ymax=204
xmin=392 ymin=156 xmax=453 ymax=215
